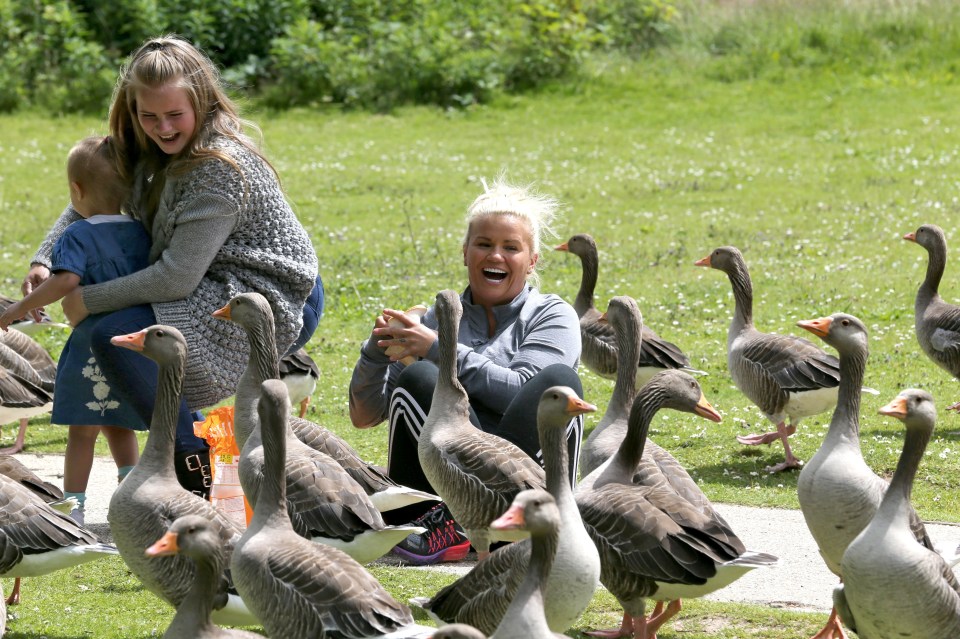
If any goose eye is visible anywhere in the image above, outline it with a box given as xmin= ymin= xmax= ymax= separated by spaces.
xmin=841 ymin=319 xmax=850 ymax=326
xmin=155 ymin=329 xmax=165 ymax=337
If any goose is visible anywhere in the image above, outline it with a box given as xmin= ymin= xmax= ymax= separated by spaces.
xmin=214 ymin=293 xmax=438 ymax=513
xmin=695 ymin=246 xmax=841 ymax=473
xmin=0 ymin=453 xmax=63 ymax=502
xmin=580 ymin=295 xmax=643 ymax=478
xmin=0 ymin=328 xmax=57 ymax=454
xmin=834 ymin=389 xmax=960 ymax=639
xmin=796 ymin=313 xmax=936 ymax=639
xmin=234 ymin=352 xmax=421 ymax=563
xmin=108 ymin=325 xmax=256 ymax=627
xmin=903 ymin=224 xmax=960 ymax=411
xmin=145 ymin=515 xmax=266 ymax=639
xmin=0 ymin=471 xmax=117 ymax=605
xmin=556 ymin=234 xmax=702 ymax=386
xmin=416 ymin=386 xmax=599 ymax=633
xmin=485 ymin=489 xmax=569 ymax=639
xmin=279 ymin=347 xmax=320 ymax=418
xmin=230 ymin=378 xmax=430 ymax=639
xmin=576 ymin=371 xmax=776 ymax=639
xmin=418 ymin=289 xmax=548 ymax=558
xmin=577 ymin=298 xmax=733 ymax=526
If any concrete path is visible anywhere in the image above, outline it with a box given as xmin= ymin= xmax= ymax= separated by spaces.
xmin=18 ymin=452 xmax=960 ymax=613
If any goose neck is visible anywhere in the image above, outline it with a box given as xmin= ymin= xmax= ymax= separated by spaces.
xmin=542 ymin=425 xmax=571 ymax=501
xmin=829 ymin=345 xmax=867 ymax=440
xmin=235 ymin=323 xmax=280 ymax=450
xmin=878 ymin=423 xmax=931 ymax=522
xmin=433 ymin=305 xmax=471 ymax=420
xmin=917 ymin=243 xmax=946 ymax=307
xmin=166 ymin=550 xmax=221 ymax=636
xmin=726 ymin=263 xmax=754 ymax=332
xmin=252 ymin=414 xmax=288 ymax=526
xmin=611 ymin=317 xmax=640 ymax=409
xmin=605 ymin=386 xmax=660 ymax=481
xmin=573 ymin=250 xmax=599 ymax=317
xmin=141 ymin=356 xmax=183 ymax=475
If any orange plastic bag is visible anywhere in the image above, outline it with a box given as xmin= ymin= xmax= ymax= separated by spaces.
xmin=194 ymin=406 xmax=252 ymax=528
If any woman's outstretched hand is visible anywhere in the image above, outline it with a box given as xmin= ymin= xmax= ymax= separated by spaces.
xmin=375 ymin=307 xmax=436 ymax=363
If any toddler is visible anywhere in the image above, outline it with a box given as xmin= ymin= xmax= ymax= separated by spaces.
xmin=0 ymin=135 xmax=151 ymax=524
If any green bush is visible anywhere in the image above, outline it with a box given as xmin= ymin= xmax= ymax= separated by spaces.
xmin=584 ymin=0 xmax=678 ymax=54
xmin=0 ymin=0 xmax=115 ymax=113
xmin=263 ymin=0 xmax=596 ymax=110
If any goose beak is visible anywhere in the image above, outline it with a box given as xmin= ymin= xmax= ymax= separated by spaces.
xmin=145 ymin=531 xmax=180 ymax=557
xmin=111 ymin=329 xmax=148 ymax=352
xmin=797 ymin=317 xmax=832 ymax=338
xmin=567 ymin=396 xmax=597 ymax=417
xmin=490 ymin=504 xmax=525 ymax=531
xmin=879 ymin=396 xmax=908 ymax=419
xmin=212 ymin=302 xmax=232 ymax=320
xmin=598 ymin=312 xmax=608 ymax=324
xmin=903 ymin=232 xmax=917 ymax=243
xmin=694 ymin=394 xmax=722 ymax=422
xmin=554 ymin=242 xmax=569 ymax=252
xmin=694 ymin=255 xmax=711 ymax=267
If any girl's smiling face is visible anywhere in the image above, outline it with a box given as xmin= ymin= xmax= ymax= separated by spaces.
xmin=463 ymin=213 xmax=538 ymax=310
xmin=136 ymin=82 xmax=196 ymax=156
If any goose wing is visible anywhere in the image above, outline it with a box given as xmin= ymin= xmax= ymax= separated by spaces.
xmin=423 ymin=539 xmax=528 ymax=633
xmin=738 ymin=332 xmax=840 ymax=392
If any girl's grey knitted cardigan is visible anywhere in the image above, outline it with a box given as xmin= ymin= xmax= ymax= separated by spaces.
xmin=34 ymin=137 xmax=317 ymax=409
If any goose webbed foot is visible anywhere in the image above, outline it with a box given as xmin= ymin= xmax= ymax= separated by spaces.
xmin=585 ymin=611 xmax=633 ymax=638
xmin=760 ymin=422 xmax=803 ymax=473
xmin=809 ymin=607 xmax=849 ymax=639
xmin=736 ymin=431 xmax=781 ymax=445
xmin=643 ymin=600 xmax=682 ymax=639
xmin=947 ymin=400 xmax=960 ymax=412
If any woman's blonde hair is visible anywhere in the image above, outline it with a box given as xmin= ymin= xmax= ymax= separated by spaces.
xmin=108 ymin=35 xmax=273 ymax=221
xmin=464 ymin=177 xmax=559 ymax=285
xmin=67 ymin=136 xmax=130 ymax=214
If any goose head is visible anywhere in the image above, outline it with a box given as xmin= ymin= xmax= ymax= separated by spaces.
xmin=554 ymin=233 xmax=597 ymax=259
xmin=694 ymin=246 xmax=745 ymax=274
xmin=903 ymin=223 xmax=947 ymax=255
xmin=110 ymin=325 xmax=187 ymax=366
xmin=796 ymin=313 xmax=868 ymax=356
xmin=490 ymin=489 xmax=559 ymax=537
xmin=145 ymin=514 xmax=220 ymax=562
xmin=436 ymin=289 xmax=463 ymax=325
xmin=599 ymin=295 xmax=643 ymax=334
xmin=644 ymin=369 xmax=722 ymax=422
xmin=879 ymin=388 xmax=936 ymax=436
xmin=537 ymin=386 xmax=596 ymax=434
xmin=212 ymin=291 xmax=274 ymax=332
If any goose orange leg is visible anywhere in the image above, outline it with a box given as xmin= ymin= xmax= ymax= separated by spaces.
xmin=6 ymin=577 xmax=21 ymax=605
xmin=0 ymin=418 xmax=29 ymax=454
xmin=947 ymin=400 xmax=960 ymax=412
xmin=809 ymin=607 xmax=848 ymax=639
xmin=298 ymin=397 xmax=310 ymax=418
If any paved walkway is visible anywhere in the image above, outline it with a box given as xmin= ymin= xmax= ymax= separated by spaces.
xmin=19 ymin=452 xmax=960 ymax=613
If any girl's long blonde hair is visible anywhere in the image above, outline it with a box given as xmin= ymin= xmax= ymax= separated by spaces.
xmin=108 ymin=35 xmax=274 ymax=222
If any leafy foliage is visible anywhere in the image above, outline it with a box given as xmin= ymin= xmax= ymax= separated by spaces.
xmin=0 ymin=0 xmax=678 ymax=113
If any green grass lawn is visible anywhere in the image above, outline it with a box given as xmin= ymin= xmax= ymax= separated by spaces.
xmin=2 ymin=1 xmax=960 ymax=635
